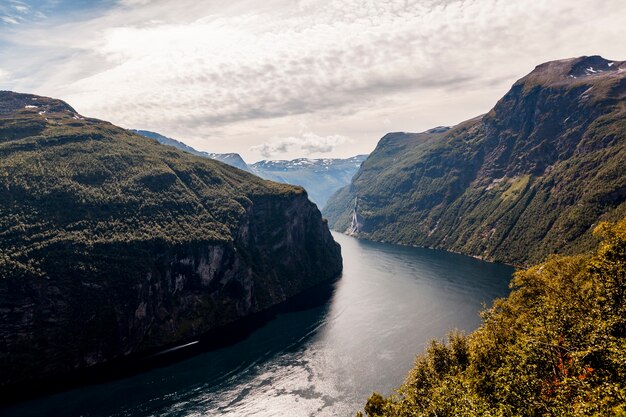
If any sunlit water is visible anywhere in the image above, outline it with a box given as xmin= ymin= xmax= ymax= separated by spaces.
xmin=2 ymin=232 xmax=513 ymax=417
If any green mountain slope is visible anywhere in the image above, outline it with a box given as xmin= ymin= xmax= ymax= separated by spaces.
xmin=131 ymin=129 xmax=251 ymax=171
xmin=324 ymin=56 xmax=626 ymax=265
xmin=0 ymin=91 xmax=342 ymax=388
xmin=357 ymin=217 xmax=626 ymax=417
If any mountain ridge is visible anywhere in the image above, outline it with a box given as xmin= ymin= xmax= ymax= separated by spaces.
xmin=132 ymin=129 xmax=367 ymax=208
xmin=131 ymin=129 xmax=251 ymax=171
xmin=324 ymin=55 xmax=626 ymax=265
xmin=250 ymin=155 xmax=368 ymax=208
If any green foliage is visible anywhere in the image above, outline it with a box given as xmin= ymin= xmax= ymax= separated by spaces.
xmin=0 ymin=93 xmax=305 ymax=279
xmin=0 ymin=92 xmax=342 ymax=387
xmin=358 ymin=218 xmax=626 ymax=416
xmin=364 ymin=393 xmax=387 ymax=417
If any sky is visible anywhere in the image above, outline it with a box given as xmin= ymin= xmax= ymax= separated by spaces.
xmin=1 ymin=0 xmax=625 ymax=162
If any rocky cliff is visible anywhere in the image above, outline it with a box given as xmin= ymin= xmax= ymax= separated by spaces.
xmin=0 ymin=91 xmax=342 ymax=389
xmin=324 ymin=56 xmax=626 ymax=265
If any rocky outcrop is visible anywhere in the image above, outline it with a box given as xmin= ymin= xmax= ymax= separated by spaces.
xmin=0 ymin=91 xmax=342 ymax=390
xmin=1 ymin=192 xmax=340 ymax=388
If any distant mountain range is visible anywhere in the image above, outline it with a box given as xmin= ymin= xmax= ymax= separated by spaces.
xmin=132 ymin=130 xmax=367 ymax=208
xmin=249 ymin=156 xmax=367 ymax=208
xmin=131 ymin=130 xmax=250 ymax=171
xmin=324 ymin=55 xmax=626 ymax=265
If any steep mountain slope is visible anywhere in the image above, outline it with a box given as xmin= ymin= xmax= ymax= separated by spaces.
xmin=250 ymin=155 xmax=367 ymax=208
xmin=0 ymin=91 xmax=342 ymax=388
xmin=324 ymin=56 xmax=626 ymax=265
xmin=132 ymin=129 xmax=250 ymax=171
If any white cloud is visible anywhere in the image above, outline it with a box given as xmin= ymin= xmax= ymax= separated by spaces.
xmin=9 ymin=0 xmax=29 ymax=13
xmin=1 ymin=15 xmax=19 ymax=24
xmin=12 ymin=5 xmax=29 ymax=14
xmin=118 ymin=0 xmax=153 ymax=6
xmin=0 ymin=0 xmax=625 ymax=161
xmin=250 ymin=132 xmax=351 ymax=158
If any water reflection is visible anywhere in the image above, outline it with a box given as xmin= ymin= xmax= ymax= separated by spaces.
xmin=1 ymin=233 xmax=513 ymax=417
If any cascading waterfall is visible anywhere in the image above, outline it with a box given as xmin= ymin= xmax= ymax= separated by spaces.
xmin=346 ymin=196 xmax=360 ymax=236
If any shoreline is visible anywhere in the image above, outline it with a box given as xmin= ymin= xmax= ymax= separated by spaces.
xmin=0 ymin=275 xmax=341 ymax=407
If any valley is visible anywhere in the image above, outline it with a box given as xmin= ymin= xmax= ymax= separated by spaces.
xmin=1 ymin=232 xmax=513 ymax=417
xmin=0 ymin=42 xmax=624 ymax=417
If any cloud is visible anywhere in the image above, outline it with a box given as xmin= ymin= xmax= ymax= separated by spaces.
xmin=15 ymin=0 xmax=527 ymax=125
xmin=1 ymin=15 xmax=19 ymax=24
xmin=12 ymin=6 xmax=28 ymax=14
xmin=0 ymin=0 xmax=625 ymax=161
xmin=11 ymin=3 xmax=29 ymax=14
xmin=250 ymin=132 xmax=351 ymax=158
xmin=117 ymin=0 xmax=155 ymax=7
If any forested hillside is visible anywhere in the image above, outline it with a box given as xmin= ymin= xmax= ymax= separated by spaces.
xmin=0 ymin=91 xmax=342 ymax=389
xmin=325 ymin=56 xmax=626 ymax=265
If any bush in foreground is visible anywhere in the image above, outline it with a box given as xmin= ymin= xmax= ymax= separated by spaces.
xmin=359 ymin=218 xmax=626 ymax=416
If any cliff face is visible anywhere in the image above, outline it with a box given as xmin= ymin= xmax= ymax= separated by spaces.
xmin=324 ymin=56 xmax=626 ymax=265
xmin=0 ymin=91 xmax=342 ymax=388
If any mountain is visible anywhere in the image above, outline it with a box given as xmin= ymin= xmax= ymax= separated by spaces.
xmin=0 ymin=91 xmax=342 ymax=390
xmin=131 ymin=129 xmax=250 ymax=171
xmin=324 ymin=56 xmax=626 ymax=265
xmin=250 ymin=155 xmax=368 ymax=208
xmin=132 ymin=130 xmax=366 ymax=208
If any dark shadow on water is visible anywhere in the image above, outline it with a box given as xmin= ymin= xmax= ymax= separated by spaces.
xmin=1 ymin=234 xmax=515 ymax=417
xmin=0 ymin=278 xmax=340 ymax=415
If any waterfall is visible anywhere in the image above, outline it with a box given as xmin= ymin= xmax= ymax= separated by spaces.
xmin=346 ymin=196 xmax=360 ymax=236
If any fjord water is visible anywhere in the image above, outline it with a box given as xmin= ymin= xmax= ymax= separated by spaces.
xmin=3 ymin=232 xmax=513 ymax=417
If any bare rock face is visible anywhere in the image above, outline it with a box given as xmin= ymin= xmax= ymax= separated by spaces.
xmin=0 ymin=91 xmax=342 ymax=389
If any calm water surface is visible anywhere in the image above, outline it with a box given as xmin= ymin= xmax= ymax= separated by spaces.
xmin=2 ymin=232 xmax=513 ymax=417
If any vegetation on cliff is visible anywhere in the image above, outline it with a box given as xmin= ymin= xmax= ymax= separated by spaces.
xmin=324 ymin=56 xmax=626 ymax=265
xmin=357 ymin=217 xmax=626 ymax=416
xmin=0 ymin=91 xmax=342 ymax=388
xmin=0 ymin=92 xmax=299 ymax=276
